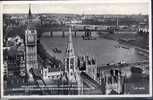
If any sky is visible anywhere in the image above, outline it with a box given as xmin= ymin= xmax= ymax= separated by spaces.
xmin=2 ymin=0 xmax=150 ymax=15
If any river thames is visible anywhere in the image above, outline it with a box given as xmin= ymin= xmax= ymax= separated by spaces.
xmin=40 ymin=36 xmax=148 ymax=66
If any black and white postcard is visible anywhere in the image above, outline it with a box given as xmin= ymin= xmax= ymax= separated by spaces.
xmin=0 ymin=0 xmax=152 ymax=99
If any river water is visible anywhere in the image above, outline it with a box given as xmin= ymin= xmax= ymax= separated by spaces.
xmin=40 ymin=36 xmax=148 ymax=66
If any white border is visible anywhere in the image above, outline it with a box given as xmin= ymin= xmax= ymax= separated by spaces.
xmin=0 ymin=0 xmax=150 ymax=4
xmin=0 ymin=1 xmax=4 ymax=99
xmin=0 ymin=0 xmax=152 ymax=99
xmin=149 ymin=0 xmax=152 ymax=97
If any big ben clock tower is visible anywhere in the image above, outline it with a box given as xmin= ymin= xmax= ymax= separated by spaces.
xmin=25 ymin=5 xmax=38 ymax=82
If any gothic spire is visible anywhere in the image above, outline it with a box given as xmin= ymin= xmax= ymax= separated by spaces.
xmin=68 ymin=27 xmax=72 ymax=43
xmin=27 ymin=4 xmax=33 ymax=29
xmin=65 ymin=26 xmax=75 ymax=57
xmin=28 ymin=4 xmax=32 ymax=19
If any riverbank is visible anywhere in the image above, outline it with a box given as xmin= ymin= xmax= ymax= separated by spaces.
xmin=99 ymin=33 xmax=149 ymax=56
xmin=37 ymin=41 xmax=64 ymax=69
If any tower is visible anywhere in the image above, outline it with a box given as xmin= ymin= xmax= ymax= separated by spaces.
xmin=63 ymin=26 xmax=83 ymax=95
xmin=116 ymin=17 xmax=119 ymax=30
xmin=64 ymin=27 xmax=77 ymax=82
xmin=25 ymin=5 xmax=38 ymax=82
xmin=105 ymin=69 xmax=124 ymax=94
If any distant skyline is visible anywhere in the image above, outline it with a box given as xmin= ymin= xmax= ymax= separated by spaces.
xmin=2 ymin=1 xmax=149 ymax=15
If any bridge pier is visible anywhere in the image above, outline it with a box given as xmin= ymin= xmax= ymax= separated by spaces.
xmin=84 ymin=26 xmax=87 ymax=30
xmin=74 ymin=31 xmax=77 ymax=37
xmin=85 ymin=30 xmax=91 ymax=37
xmin=62 ymin=31 xmax=65 ymax=37
xmin=95 ymin=27 xmax=98 ymax=31
xmin=50 ymin=31 xmax=53 ymax=37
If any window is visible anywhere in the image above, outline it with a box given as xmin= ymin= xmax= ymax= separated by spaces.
xmin=70 ymin=65 xmax=73 ymax=69
xmin=70 ymin=58 xmax=74 ymax=64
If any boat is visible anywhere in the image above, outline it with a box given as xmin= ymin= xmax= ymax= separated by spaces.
xmin=121 ymin=46 xmax=129 ymax=49
xmin=131 ymin=66 xmax=143 ymax=74
xmin=82 ymin=35 xmax=96 ymax=40
xmin=114 ymin=45 xmax=120 ymax=48
xmin=52 ymin=48 xmax=62 ymax=53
